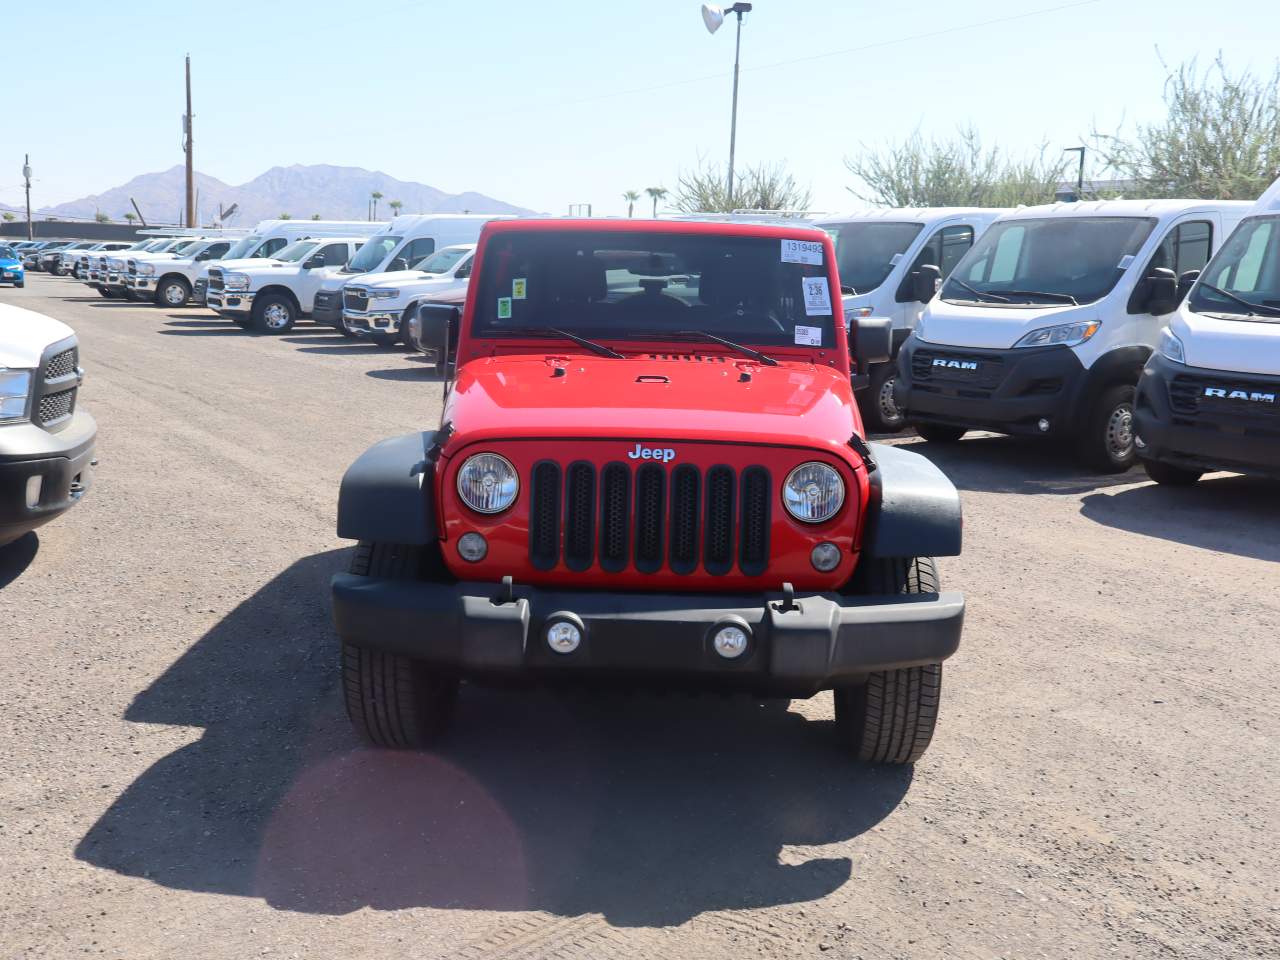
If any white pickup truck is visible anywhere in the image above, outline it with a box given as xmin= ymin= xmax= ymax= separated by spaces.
xmin=110 ymin=239 xmax=207 ymax=300
xmin=89 ymin=239 xmax=176 ymax=297
xmin=124 ymin=237 xmax=237 ymax=307
xmin=206 ymin=237 xmax=368 ymax=332
xmin=340 ymin=243 xmax=475 ymax=345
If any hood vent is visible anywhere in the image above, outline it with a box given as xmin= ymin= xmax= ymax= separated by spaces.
xmin=646 ymin=353 xmax=727 ymax=363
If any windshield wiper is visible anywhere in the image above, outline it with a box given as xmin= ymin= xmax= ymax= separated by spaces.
xmin=950 ymin=279 xmax=1011 ymax=303
xmin=1197 ymin=282 xmax=1280 ymax=317
xmin=1000 ymin=289 xmax=1079 ymax=305
xmin=673 ymin=330 xmax=778 ymax=366
xmin=501 ymin=326 xmax=625 ymax=359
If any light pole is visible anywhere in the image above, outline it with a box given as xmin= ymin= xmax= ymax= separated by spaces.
xmin=701 ymin=3 xmax=753 ymax=209
xmin=1063 ymin=146 xmax=1086 ymax=201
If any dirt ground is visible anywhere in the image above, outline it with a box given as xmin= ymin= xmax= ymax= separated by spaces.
xmin=2 ymin=273 xmax=1277 ymax=959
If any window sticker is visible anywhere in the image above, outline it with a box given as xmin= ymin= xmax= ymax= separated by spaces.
xmin=794 ymin=324 xmax=823 ymax=346
xmin=1117 ymin=254 xmax=1135 ymax=270
xmin=889 ymin=252 xmax=904 ymax=266
xmin=497 ymin=297 xmax=512 ymax=320
xmin=802 ymin=275 xmax=832 ymax=316
xmin=781 ymin=238 xmax=824 ymax=265
xmin=512 ymin=277 xmax=527 ymax=300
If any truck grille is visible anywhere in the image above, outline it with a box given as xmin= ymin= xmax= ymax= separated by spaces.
xmin=44 ymin=347 xmax=78 ymax=381
xmin=343 ymin=288 xmax=369 ymax=312
xmin=1169 ymin=372 xmax=1280 ymax=423
xmin=527 ymin=460 xmax=771 ymax=576
xmin=208 ymin=268 xmax=224 ymax=292
xmin=911 ymin=348 xmax=1007 ymax=393
xmin=314 ymin=290 xmax=337 ymax=311
xmin=38 ymin=389 xmax=75 ymax=426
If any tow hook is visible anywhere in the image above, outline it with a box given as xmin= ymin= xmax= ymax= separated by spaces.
xmin=493 ymin=575 xmax=516 ymax=605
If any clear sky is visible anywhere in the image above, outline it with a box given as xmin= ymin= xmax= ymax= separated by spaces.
xmin=2 ymin=0 xmax=1277 ymax=216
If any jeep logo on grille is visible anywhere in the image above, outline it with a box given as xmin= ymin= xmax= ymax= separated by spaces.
xmin=628 ymin=444 xmax=676 ymax=462
xmin=933 ymin=358 xmax=979 ymax=370
xmin=1204 ymin=387 xmax=1276 ymax=403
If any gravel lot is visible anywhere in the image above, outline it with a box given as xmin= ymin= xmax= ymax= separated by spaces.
xmin=2 ymin=272 xmax=1277 ymax=960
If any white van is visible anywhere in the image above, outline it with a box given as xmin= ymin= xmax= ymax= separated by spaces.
xmin=192 ymin=220 xmax=385 ymax=305
xmin=340 ymin=243 xmax=476 ymax=345
xmin=311 ymin=214 xmax=513 ymax=330
xmin=895 ymin=199 xmax=1251 ymax=471
xmin=1135 ymin=180 xmax=1280 ymax=484
xmin=817 ymin=208 xmax=1005 ymax=431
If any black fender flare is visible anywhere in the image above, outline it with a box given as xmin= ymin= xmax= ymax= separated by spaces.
xmin=1069 ymin=345 xmax=1152 ymax=422
xmin=337 ymin=432 xmax=437 ymax=545
xmin=862 ymin=442 xmax=962 ymax=558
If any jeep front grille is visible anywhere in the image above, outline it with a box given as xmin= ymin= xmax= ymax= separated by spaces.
xmin=527 ymin=459 xmax=770 ymax=576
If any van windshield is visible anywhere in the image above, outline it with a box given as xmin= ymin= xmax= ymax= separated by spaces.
xmin=827 ymin=221 xmax=924 ymax=293
xmin=473 ymin=229 xmax=838 ymax=349
xmin=942 ymin=216 xmax=1155 ymax=306
xmin=346 ymin=236 xmax=401 ymax=273
xmin=1189 ymin=216 xmax=1280 ymax=321
xmin=224 ymin=235 xmax=260 ymax=259
xmin=275 ymin=241 xmax=320 ymax=263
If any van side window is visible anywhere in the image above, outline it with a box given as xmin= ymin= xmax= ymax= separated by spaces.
xmin=939 ymin=225 xmax=975 ymax=276
xmin=1148 ymin=220 xmax=1214 ymax=278
xmin=259 ymin=237 xmax=288 ymax=258
xmin=200 ymin=242 xmax=231 ymax=260
xmin=896 ymin=225 xmax=972 ymax=302
xmin=321 ymin=243 xmax=349 ymax=266
xmin=455 ymin=256 xmax=473 ymax=279
xmin=402 ymin=238 xmax=436 ymax=263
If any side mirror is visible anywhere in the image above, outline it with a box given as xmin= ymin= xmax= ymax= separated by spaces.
xmin=1177 ymin=269 xmax=1200 ymax=301
xmin=913 ymin=263 xmax=943 ymax=304
xmin=1145 ymin=266 xmax=1179 ymax=315
xmin=851 ymin=316 xmax=892 ymax=373
xmin=411 ymin=303 xmax=460 ymax=374
xmin=303 ymin=254 xmax=326 ymax=269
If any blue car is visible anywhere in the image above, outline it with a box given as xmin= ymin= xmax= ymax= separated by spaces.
xmin=0 ymin=243 xmax=24 ymax=288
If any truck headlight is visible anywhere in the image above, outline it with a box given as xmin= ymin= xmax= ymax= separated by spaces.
xmin=223 ymin=272 xmax=250 ymax=291
xmin=0 ymin=369 xmax=33 ymax=422
xmin=1158 ymin=327 xmax=1185 ymax=364
xmin=783 ymin=462 xmax=844 ymax=523
xmin=369 ymin=288 xmax=400 ymax=300
xmin=457 ymin=453 xmax=519 ymax=514
xmin=138 ymin=263 xmax=156 ymax=276
xmin=1013 ymin=320 xmax=1100 ymax=349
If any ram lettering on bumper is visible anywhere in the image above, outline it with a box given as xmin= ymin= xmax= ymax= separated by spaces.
xmin=332 ymin=576 xmax=963 ymax=693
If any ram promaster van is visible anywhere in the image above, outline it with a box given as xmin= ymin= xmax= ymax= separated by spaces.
xmin=1135 ymin=180 xmax=1280 ymax=484
xmin=895 ymin=199 xmax=1251 ymax=471
xmin=817 ymin=209 xmax=1005 ymax=431
xmin=311 ymin=214 xmax=513 ymax=330
xmin=192 ymin=220 xmax=385 ymax=305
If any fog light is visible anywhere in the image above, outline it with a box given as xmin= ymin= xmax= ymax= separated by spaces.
xmin=1037 ymin=418 xmax=1051 ymax=433
xmin=25 ymin=475 xmax=42 ymax=509
xmin=810 ymin=541 xmax=841 ymax=572
xmin=456 ymin=532 xmax=488 ymax=562
xmin=712 ymin=623 xmax=750 ymax=659
xmin=546 ymin=617 xmax=582 ymax=655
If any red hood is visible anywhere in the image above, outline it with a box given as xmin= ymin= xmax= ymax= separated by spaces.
xmin=442 ymin=352 xmax=861 ymax=456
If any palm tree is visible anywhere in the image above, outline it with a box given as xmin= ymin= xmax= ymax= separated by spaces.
xmin=371 ymin=191 xmax=384 ymax=219
xmin=311 ymin=213 xmax=321 ymax=220
xmin=95 ymin=210 xmax=110 ymax=223
xmin=623 ymin=190 xmax=640 ymax=217
xmin=389 ymin=199 xmax=403 ymax=216
xmin=280 ymin=212 xmax=293 ymax=220
xmin=2 ymin=212 xmax=15 ymax=223
xmin=123 ymin=212 xmax=137 ymax=225
xmin=645 ymin=186 xmax=668 ymax=217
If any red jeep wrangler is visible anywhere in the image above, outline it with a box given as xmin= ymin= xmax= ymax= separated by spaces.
xmin=332 ymin=218 xmax=965 ymax=764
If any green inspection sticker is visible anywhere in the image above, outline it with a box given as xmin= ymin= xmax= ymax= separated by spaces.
xmin=497 ymin=297 xmax=512 ymax=319
xmin=512 ymin=278 xmax=527 ymax=300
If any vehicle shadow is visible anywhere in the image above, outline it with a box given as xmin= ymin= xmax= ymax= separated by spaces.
xmin=289 ymin=337 xmax=395 ymax=356
xmin=366 ymin=367 xmax=444 ymax=382
xmin=897 ymin=433 xmax=1143 ymax=496
xmin=75 ymin=549 xmax=910 ymax=925
xmin=1080 ymin=473 xmax=1280 ymax=561
xmin=0 ymin=532 xmax=39 ymax=589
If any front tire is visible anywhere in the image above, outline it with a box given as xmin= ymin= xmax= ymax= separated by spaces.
xmin=1144 ymin=459 xmax=1201 ymax=486
xmin=342 ymin=542 xmax=458 ymax=747
xmin=858 ymin=362 xmax=907 ymax=434
xmin=156 ymin=276 xmax=191 ymax=308
xmin=252 ymin=293 xmax=297 ymax=333
xmin=834 ymin=557 xmax=944 ymax=765
xmin=915 ymin=423 xmax=967 ymax=444
xmin=1077 ymin=384 xmax=1137 ymax=473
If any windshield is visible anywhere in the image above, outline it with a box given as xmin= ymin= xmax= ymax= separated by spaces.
xmin=171 ymin=240 xmax=201 ymax=255
xmin=0 ymin=245 xmax=16 ymax=260
xmin=1189 ymin=216 xmax=1280 ymax=321
xmin=826 ymin=221 xmax=924 ymax=293
xmin=942 ymin=216 xmax=1155 ymax=306
xmin=346 ymin=235 xmax=401 ymax=272
xmin=275 ymin=240 xmax=320 ymax=263
xmin=473 ymin=229 xmax=838 ymax=349
xmin=223 ymin=235 xmax=260 ymax=259
xmin=415 ymin=246 xmax=471 ymax=274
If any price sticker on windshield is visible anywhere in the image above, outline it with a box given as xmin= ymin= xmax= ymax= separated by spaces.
xmin=794 ymin=324 xmax=823 ymax=346
xmin=512 ymin=278 xmax=527 ymax=300
xmin=802 ymin=275 xmax=832 ymax=317
xmin=497 ymin=297 xmax=512 ymax=320
xmin=781 ymin=239 xmax=824 ymax=265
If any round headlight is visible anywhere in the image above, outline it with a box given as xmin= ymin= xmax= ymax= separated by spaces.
xmin=456 ymin=453 xmax=519 ymax=514
xmin=783 ymin=462 xmax=845 ymax=523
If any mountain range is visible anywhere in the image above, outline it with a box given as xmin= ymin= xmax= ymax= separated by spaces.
xmin=3 ymin=164 xmax=536 ymax=226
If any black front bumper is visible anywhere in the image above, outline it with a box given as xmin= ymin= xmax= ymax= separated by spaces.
xmin=332 ymin=575 xmax=964 ymax=694
xmin=0 ymin=412 xmax=97 ymax=546
xmin=312 ymin=290 xmax=344 ymax=328
xmin=897 ymin=338 xmax=1087 ymax=436
xmin=1135 ymin=352 xmax=1280 ymax=477
xmin=192 ymin=277 xmax=208 ymax=306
